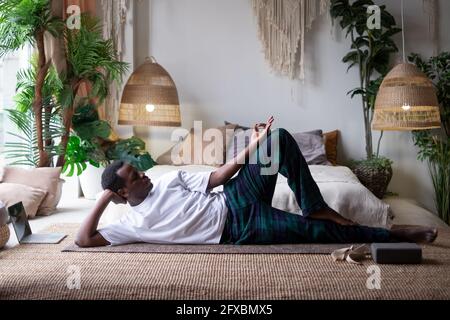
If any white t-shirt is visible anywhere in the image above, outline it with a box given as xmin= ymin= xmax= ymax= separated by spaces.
xmin=98 ymin=170 xmax=228 ymax=246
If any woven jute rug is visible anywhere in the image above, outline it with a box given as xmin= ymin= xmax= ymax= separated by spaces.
xmin=1 ymin=223 xmax=450 ymax=300
xmin=63 ymin=241 xmax=352 ymax=254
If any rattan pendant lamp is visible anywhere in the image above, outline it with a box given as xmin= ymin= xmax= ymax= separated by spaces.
xmin=372 ymin=0 xmax=441 ymax=131
xmin=118 ymin=56 xmax=181 ymax=127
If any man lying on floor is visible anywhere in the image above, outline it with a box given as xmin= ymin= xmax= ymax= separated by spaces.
xmin=75 ymin=116 xmax=438 ymax=247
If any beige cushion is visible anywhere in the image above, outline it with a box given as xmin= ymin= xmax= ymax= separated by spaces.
xmin=0 ymin=183 xmax=47 ymax=218
xmin=385 ymin=196 xmax=449 ymax=229
xmin=156 ymin=136 xmax=187 ymax=165
xmin=0 ymin=167 xmax=64 ymax=215
xmin=157 ymin=124 xmax=237 ymax=167
xmin=323 ymin=130 xmax=339 ymax=166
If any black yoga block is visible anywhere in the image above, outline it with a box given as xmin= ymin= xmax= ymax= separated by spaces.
xmin=371 ymin=243 xmax=422 ymax=264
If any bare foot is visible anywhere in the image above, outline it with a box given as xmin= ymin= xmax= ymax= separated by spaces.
xmin=309 ymin=208 xmax=357 ymax=226
xmin=391 ymin=226 xmax=438 ymax=244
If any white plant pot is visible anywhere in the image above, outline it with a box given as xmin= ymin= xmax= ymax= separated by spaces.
xmin=79 ymin=164 xmax=105 ymax=200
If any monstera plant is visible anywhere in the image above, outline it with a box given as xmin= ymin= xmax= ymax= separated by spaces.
xmin=63 ymin=103 xmax=156 ymax=177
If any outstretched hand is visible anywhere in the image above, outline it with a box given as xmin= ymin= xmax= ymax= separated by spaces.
xmin=251 ymin=116 xmax=274 ymax=144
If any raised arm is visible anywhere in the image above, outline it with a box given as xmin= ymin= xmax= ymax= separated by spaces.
xmin=208 ymin=116 xmax=274 ymax=190
xmin=75 ymin=190 xmax=125 ymax=247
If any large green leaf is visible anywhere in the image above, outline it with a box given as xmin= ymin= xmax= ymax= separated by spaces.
xmin=72 ymin=104 xmax=100 ymax=125
xmin=106 ymin=137 xmax=156 ymax=172
xmin=120 ymin=153 xmax=156 ymax=172
xmin=62 ymin=135 xmax=89 ymax=176
xmin=73 ymin=120 xmax=112 ymax=141
xmin=342 ymin=50 xmax=359 ymax=64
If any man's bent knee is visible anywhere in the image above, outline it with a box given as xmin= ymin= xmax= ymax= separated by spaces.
xmin=273 ymin=128 xmax=294 ymax=143
xmin=275 ymin=128 xmax=289 ymax=137
xmin=277 ymin=128 xmax=288 ymax=134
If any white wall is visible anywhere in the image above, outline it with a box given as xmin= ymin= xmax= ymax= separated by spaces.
xmin=128 ymin=0 xmax=450 ymax=213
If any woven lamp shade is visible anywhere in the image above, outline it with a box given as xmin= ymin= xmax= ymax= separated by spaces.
xmin=119 ymin=57 xmax=181 ymax=127
xmin=372 ymin=63 xmax=441 ymax=131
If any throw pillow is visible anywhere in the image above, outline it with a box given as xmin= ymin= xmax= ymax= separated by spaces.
xmin=156 ymin=134 xmax=187 ymax=165
xmin=156 ymin=124 xmax=237 ymax=166
xmin=0 ymin=183 xmax=47 ymax=218
xmin=292 ymin=130 xmax=330 ymax=165
xmin=0 ymin=167 xmax=64 ymax=215
xmin=323 ymin=130 xmax=339 ymax=166
xmin=226 ymin=128 xmax=331 ymax=166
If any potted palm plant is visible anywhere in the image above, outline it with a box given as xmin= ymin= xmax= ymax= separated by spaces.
xmin=0 ymin=0 xmax=64 ymax=167
xmin=330 ymin=0 xmax=401 ymax=198
xmin=54 ymin=14 xmax=129 ymax=168
xmin=409 ymin=52 xmax=450 ymax=225
xmin=2 ymin=2 xmax=155 ymax=200
xmin=4 ymin=57 xmax=64 ymax=167
xmin=57 ymin=15 xmax=155 ymax=199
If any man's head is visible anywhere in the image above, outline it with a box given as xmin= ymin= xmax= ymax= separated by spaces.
xmin=101 ymin=161 xmax=153 ymax=203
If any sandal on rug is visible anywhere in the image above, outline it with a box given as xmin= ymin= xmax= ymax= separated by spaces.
xmin=331 ymin=244 xmax=370 ymax=265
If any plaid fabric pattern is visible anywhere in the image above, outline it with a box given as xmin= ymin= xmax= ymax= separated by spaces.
xmin=220 ymin=128 xmax=391 ymax=245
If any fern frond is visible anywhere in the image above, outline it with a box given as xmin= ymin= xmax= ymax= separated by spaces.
xmin=64 ymin=14 xmax=129 ymax=102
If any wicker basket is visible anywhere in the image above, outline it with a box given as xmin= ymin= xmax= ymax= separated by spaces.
xmin=352 ymin=163 xmax=393 ymax=199
xmin=0 ymin=224 xmax=10 ymax=249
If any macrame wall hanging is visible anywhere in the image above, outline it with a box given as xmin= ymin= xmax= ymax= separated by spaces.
xmin=423 ymin=0 xmax=438 ymax=54
xmin=100 ymin=0 xmax=130 ymax=126
xmin=252 ymin=0 xmax=439 ymax=80
xmin=252 ymin=0 xmax=330 ymax=80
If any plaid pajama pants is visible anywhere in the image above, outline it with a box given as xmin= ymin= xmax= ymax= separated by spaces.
xmin=220 ymin=128 xmax=392 ymax=245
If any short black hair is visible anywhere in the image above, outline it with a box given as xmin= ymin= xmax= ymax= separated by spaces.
xmin=101 ymin=160 xmax=126 ymax=192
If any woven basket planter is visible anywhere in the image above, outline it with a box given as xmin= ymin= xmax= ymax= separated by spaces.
xmin=0 ymin=224 xmax=10 ymax=249
xmin=352 ymin=163 xmax=393 ymax=199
